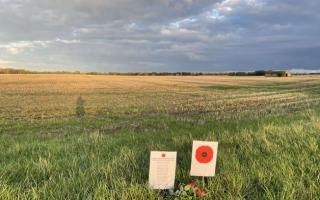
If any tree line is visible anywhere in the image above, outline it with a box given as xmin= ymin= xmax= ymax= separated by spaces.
xmin=1 ymin=68 xmax=319 ymax=76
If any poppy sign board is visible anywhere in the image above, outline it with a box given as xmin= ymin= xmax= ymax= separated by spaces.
xmin=190 ymin=141 xmax=218 ymax=177
xmin=149 ymin=151 xmax=177 ymax=190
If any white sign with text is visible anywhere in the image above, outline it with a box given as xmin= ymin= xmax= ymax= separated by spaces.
xmin=148 ymin=151 xmax=177 ymax=189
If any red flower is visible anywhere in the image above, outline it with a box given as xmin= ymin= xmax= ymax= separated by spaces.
xmin=195 ymin=146 xmax=213 ymax=163
xmin=188 ymin=181 xmax=197 ymax=188
xmin=196 ymin=189 xmax=205 ymax=197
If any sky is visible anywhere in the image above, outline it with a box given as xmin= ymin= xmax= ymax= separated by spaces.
xmin=0 ymin=0 xmax=319 ymax=72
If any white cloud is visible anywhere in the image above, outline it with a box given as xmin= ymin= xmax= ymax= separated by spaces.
xmin=0 ymin=38 xmax=81 ymax=55
xmin=0 ymin=41 xmax=51 ymax=55
xmin=0 ymin=58 xmax=15 ymax=65
xmin=55 ymin=38 xmax=81 ymax=44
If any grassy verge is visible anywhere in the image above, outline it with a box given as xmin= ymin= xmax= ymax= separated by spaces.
xmin=0 ymin=105 xmax=319 ymax=199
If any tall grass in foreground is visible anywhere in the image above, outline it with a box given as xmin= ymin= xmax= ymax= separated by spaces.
xmin=0 ymin=107 xmax=319 ymax=199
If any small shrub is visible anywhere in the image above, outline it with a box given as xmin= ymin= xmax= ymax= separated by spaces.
xmin=75 ymin=96 xmax=86 ymax=117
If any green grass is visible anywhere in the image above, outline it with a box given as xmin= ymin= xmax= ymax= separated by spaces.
xmin=1 ymin=106 xmax=320 ymax=199
xmin=204 ymin=82 xmax=320 ymax=93
xmin=0 ymin=76 xmax=320 ymax=199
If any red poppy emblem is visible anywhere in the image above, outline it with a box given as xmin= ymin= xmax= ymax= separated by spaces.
xmin=161 ymin=153 xmax=166 ymax=158
xmin=195 ymin=146 xmax=213 ymax=163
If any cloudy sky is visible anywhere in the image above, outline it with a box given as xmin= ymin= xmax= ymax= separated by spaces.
xmin=0 ymin=0 xmax=319 ymax=72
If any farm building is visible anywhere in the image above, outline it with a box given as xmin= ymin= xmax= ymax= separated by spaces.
xmin=265 ymin=70 xmax=292 ymax=77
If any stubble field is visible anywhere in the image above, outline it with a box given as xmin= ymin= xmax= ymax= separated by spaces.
xmin=0 ymin=74 xmax=319 ymax=199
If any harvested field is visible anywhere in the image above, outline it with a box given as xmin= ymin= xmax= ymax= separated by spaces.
xmin=0 ymin=74 xmax=319 ymax=199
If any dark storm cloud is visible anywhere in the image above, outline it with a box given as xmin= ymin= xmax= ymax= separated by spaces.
xmin=0 ymin=0 xmax=319 ymax=72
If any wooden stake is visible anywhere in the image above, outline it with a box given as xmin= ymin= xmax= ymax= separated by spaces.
xmin=202 ymin=176 xmax=205 ymax=187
